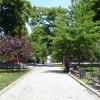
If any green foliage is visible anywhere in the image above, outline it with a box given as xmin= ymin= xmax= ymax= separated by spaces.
xmin=30 ymin=7 xmax=68 ymax=58
xmin=0 ymin=69 xmax=29 ymax=90
xmin=1 ymin=0 xmax=99 ymax=63
xmin=51 ymin=0 xmax=100 ymax=63
xmin=67 ymin=0 xmax=100 ymax=63
xmin=0 ymin=0 xmax=32 ymax=36
xmin=92 ymin=0 xmax=100 ymax=21
xmin=29 ymin=1 xmax=100 ymax=62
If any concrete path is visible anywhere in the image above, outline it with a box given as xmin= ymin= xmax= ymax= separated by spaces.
xmin=0 ymin=64 xmax=100 ymax=100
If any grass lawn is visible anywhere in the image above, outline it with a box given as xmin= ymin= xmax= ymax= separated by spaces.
xmin=0 ymin=69 xmax=30 ymax=90
xmin=80 ymin=66 xmax=100 ymax=84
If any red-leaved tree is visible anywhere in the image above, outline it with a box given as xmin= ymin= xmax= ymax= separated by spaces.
xmin=0 ymin=36 xmax=33 ymax=62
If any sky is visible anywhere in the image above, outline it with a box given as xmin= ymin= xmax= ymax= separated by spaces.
xmin=28 ymin=0 xmax=71 ymax=8
xmin=27 ymin=0 xmax=71 ymax=33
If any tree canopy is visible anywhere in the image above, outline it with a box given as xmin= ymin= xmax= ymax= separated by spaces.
xmin=30 ymin=7 xmax=68 ymax=58
xmin=0 ymin=0 xmax=100 ymax=64
xmin=30 ymin=0 xmax=100 ymax=63
xmin=0 ymin=36 xmax=33 ymax=61
xmin=0 ymin=0 xmax=32 ymax=37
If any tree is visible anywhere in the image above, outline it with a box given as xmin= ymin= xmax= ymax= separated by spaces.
xmin=52 ymin=13 xmax=73 ymax=62
xmin=52 ymin=0 xmax=100 ymax=64
xmin=30 ymin=6 xmax=68 ymax=58
xmin=29 ymin=0 xmax=100 ymax=64
xmin=68 ymin=0 xmax=100 ymax=64
xmin=30 ymin=25 xmax=48 ymax=58
xmin=0 ymin=0 xmax=32 ymax=37
xmin=92 ymin=0 xmax=100 ymax=22
xmin=0 ymin=36 xmax=33 ymax=62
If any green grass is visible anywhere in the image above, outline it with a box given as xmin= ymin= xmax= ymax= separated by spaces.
xmin=79 ymin=66 xmax=100 ymax=83
xmin=85 ymin=66 xmax=100 ymax=71
xmin=0 ymin=69 xmax=30 ymax=90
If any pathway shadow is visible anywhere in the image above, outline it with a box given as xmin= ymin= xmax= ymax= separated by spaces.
xmin=25 ymin=63 xmax=35 ymax=66
xmin=43 ymin=69 xmax=66 ymax=74
xmin=87 ymin=83 xmax=100 ymax=92
xmin=26 ymin=63 xmax=61 ymax=67
xmin=36 ymin=63 xmax=58 ymax=67
xmin=90 ymin=84 xmax=100 ymax=90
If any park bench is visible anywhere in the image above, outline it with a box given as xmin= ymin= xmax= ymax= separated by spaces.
xmin=86 ymin=71 xmax=100 ymax=87
xmin=71 ymin=66 xmax=85 ymax=78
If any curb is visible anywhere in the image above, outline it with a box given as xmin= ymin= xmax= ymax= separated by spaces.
xmin=0 ymin=67 xmax=35 ymax=95
xmin=68 ymin=73 xmax=100 ymax=97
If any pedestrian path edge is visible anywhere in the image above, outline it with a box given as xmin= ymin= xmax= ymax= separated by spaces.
xmin=68 ymin=73 xmax=100 ymax=97
xmin=0 ymin=68 xmax=35 ymax=95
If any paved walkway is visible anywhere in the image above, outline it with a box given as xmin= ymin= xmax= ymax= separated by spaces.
xmin=0 ymin=64 xmax=100 ymax=100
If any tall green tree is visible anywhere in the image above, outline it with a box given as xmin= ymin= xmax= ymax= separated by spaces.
xmin=92 ymin=0 xmax=100 ymax=22
xmin=30 ymin=7 xmax=68 ymax=58
xmin=53 ymin=0 xmax=100 ymax=63
xmin=0 ymin=0 xmax=32 ymax=37
xmin=52 ymin=13 xmax=72 ymax=62
xmin=68 ymin=0 xmax=100 ymax=63
xmin=29 ymin=0 xmax=100 ymax=63
xmin=30 ymin=25 xmax=48 ymax=58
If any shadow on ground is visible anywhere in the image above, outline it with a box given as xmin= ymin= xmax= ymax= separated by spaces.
xmin=25 ymin=63 xmax=62 ymax=68
xmin=25 ymin=63 xmax=35 ymax=67
xmin=87 ymin=83 xmax=100 ymax=92
xmin=43 ymin=69 xmax=67 ymax=74
xmin=38 ymin=64 xmax=57 ymax=67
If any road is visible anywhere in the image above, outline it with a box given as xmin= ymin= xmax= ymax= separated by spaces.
xmin=0 ymin=64 xmax=100 ymax=100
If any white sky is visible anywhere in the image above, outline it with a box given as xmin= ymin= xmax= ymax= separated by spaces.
xmin=28 ymin=0 xmax=71 ymax=8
